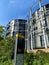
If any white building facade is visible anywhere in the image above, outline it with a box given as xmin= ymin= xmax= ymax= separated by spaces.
xmin=6 ymin=19 xmax=27 ymax=37
xmin=26 ymin=4 xmax=49 ymax=50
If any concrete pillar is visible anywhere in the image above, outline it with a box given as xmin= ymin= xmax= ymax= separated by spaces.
xmin=43 ymin=30 xmax=47 ymax=48
xmin=14 ymin=38 xmax=18 ymax=65
xmin=27 ymin=39 xmax=30 ymax=50
xmin=46 ymin=34 xmax=49 ymax=47
xmin=36 ymin=36 xmax=41 ymax=48
xmin=31 ymin=33 xmax=33 ymax=50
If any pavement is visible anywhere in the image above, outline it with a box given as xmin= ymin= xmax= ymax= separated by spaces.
xmin=27 ymin=48 xmax=49 ymax=53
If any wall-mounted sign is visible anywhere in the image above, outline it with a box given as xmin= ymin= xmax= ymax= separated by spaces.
xmin=16 ymin=34 xmax=24 ymax=39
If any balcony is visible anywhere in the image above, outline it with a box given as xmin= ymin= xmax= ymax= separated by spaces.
xmin=45 ymin=8 xmax=49 ymax=16
xmin=45 ymin=28 xmax=49 ymax=34
xmin=45 ymin=26 xmax=49 ymax=34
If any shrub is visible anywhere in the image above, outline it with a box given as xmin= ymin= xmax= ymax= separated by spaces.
xmin=24 ymin=50 xmax=49 ymax=65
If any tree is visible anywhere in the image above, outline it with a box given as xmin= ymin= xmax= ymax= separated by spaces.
xmin=0 ymin=36 xmax=15 ymax=62
xmin=0 ymin=26 xmax=4 ymax=33
xmin=0 ymin=25 xmax=5 ymax=37
xmin=0 ymin=25 xmax=15 ymax=64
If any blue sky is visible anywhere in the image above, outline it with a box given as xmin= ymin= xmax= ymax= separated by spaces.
xmin=0 ymin=0 xmax=49 ymax=26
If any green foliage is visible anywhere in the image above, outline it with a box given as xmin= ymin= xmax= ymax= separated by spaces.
xmin=0 ymin=60 xmax=14 ymax=65
xmin=0 ymin=26 xmax=5 ymax=36
xmin=0 ymin=25 xmax=16 ymax=64
xmin=24 ymin=50 xmax=49 ymax=65
xmin=0 ymin=36 xmax=3 ymax=41
xmin=24 ymin=52 xmax=35 ymax=65
xmin=0 ymin=36 xmax=15 ymax=64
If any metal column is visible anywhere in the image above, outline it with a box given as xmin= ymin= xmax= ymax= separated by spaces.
xmin=38 ymin=0 xmax=47 ymax=48
xmin=30 ymin=9 xmax=33 ymax=50
xmin=14 ymin=20 xmax=19 ymax=65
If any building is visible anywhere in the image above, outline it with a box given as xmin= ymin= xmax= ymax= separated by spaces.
xmin=5 ymin=4 xmax=49 ymax=51
xmin=26 ymin=4 xmax=49 ymax=50
xmin=6 ymin=19 xmax=27 ymax=37
xmin=6 ymin=19 xmax=27 ymax=50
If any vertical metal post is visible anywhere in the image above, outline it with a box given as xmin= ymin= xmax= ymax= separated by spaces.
xmin=30 ymin=8 xmax=33 ymax=50
xmin=14 ymin=20 xmax=19 ymax=65
xmin=38 ymin=0 xmax=47 ymax=48
xmin=14 ymin=19 xmax=25 ymax=65
xmin=25 ymin=22 xmax=27 ymax=50
xmin=14 ymin=37 xmax=18 ymax=65
xmin=27 ymin=15 xmax=30 ymax=50
xmin=30 ymin=8 xmax=32 ymax=26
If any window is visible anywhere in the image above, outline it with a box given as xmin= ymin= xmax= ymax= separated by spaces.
xmin=34 ymin=27 xmax=37 ymax=30
xmin=46 ymin=4 xmax=49 ymax=10
xmin=7 ymin=26 xmax=10 ymax=30
xmin=45 ymin=4 xmax=49 ymax=15
xmin=13 ymin=32 xmax=15 ymax=36
xmin=37 ymin=10 xmax=39 ymax=18
xmin=40 ymin=35 xmax=44 ymax=47
xmin=33 ymin=19 xmax=36 ymax=25
xmin=48 ymin=36 xmax=49 ymax=42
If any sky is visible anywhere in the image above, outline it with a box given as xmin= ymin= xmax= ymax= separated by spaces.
xmin=0 ymin=0 xmax=49 ymax=26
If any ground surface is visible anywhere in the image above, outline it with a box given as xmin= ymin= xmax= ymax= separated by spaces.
xmin=27 ymin=48 xmax=49 ymax=53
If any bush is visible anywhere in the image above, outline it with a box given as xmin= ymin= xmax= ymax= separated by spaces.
xmin=0 ymin=36 xmax=15 ymax=64
xmin=0 ymin=60 xmax=14 ymax=65
xmin=24 ymin=50 xmax=49 ymax=65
